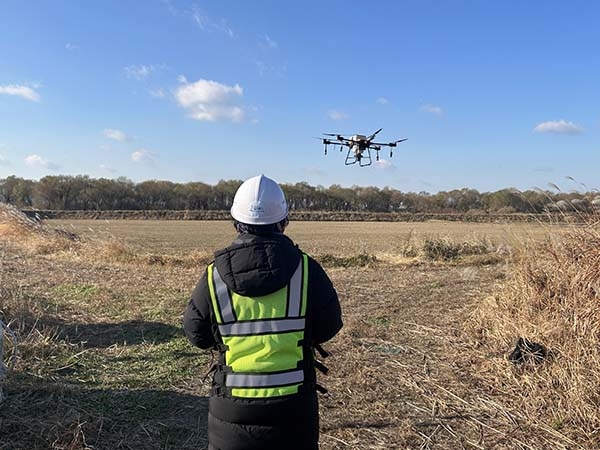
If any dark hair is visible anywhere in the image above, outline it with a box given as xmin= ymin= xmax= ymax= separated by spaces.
xmin=233 ymin=217 xmax=289 ymax=235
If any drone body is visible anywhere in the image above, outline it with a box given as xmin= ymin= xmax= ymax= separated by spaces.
xmin=320 ymin=128 xmax=407 ymax=166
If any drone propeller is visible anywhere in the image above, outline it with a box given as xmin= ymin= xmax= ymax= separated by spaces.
xmin=367 ymin=128 xmax=383 ymax=141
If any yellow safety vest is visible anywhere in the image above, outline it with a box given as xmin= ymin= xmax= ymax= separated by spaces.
xmin=207 ymin=253 xmax=309 ymax=398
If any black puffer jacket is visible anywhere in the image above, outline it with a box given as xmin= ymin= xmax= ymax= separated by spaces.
xmin=183 ymin=232 xmax=342 ymax=450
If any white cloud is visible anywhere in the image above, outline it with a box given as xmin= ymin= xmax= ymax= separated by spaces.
xmin=533 ymin=120 xmax=584 ymax=135
xmin=103 ymin=128 xmax=129 ymax=142
xmin=131 ymin=149 xmax=156 ymax=163
xmin=191 ymin=8 xmax=209 ymax=29
xmin=0 ymin=84 xmax=41 ymax=102
xmin=162 ymin=0 xmax=233 ymax=37
xmin=175 ymin=78 xmax=246 ymax=122
xmin=373 ymin=159 xmax=395 ymax=170
xmin=327 ymin=110 xmax=349 ymax=121
xmin=124 ymin=64 xmax=155 ymax=80
xmin=65 ymin=43 xmax=78 ymax=51
xmin=176 ymin=78 xmax=242 ymax=105
xmin=190 ymin=5 xmax=234 ymax=37
xmin=24 ymin=154 xmax=59 ymax=170
xmin=420 ymin=104 xmax=443 ymax=116
xmin=99 ymin=164 xmax=117 ymax=173
xmin=0 ymin=153 xmax=10 ymax=166
xmin=376 ymin=97 xmax=389 ymax=105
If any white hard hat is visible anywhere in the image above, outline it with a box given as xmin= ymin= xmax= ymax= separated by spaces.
xmin=230 ymin=174 xmax=288 ymax=225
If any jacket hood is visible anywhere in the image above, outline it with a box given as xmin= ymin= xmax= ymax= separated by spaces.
xmin=213 ymin=233 xmax=302 ymax=297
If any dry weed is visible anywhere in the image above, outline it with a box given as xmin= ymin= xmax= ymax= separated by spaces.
xmin=0 ymin=204 xmax=211 ymax=268
xmin=468 ymin=220 xmax=600 ymax=446
xmin=422 ymin=236 xmax=494 ymax=261
xmin=0 ymin=203 xmax=79 ymax=255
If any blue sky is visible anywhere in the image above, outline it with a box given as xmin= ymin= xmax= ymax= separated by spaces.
xmin=1 ymin=1 xmax=599 ymax=193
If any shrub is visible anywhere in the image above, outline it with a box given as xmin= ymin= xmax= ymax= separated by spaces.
xmin=317 ymin=253 xmax=377 ymax=268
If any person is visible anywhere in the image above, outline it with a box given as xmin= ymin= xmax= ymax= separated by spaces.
xmin=183 ymin=174 xmax=343 ymax=450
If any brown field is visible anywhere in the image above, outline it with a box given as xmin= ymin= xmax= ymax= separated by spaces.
xmin=1 ymin=216 xmax=595 ymax=450
xmin=48 ymin=219 xmax=554 ymax=255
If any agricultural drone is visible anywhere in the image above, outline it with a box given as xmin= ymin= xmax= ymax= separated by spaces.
xmin=318 ymin=128 xmax=407 ymax=167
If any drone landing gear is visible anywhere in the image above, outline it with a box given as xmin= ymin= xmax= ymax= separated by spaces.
xmin=345 ymin=148 xmax=372 ymax=167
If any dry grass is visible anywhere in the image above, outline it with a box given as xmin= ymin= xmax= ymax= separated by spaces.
xmin=0 ymin=203 xmax=79 ymax=255
xmin=78 ymin=237 xmax=213 ymax=268
xmin=3 ymin=206 xmax=598 ymax=449
xmin=1 ymin=206 xmax=209 ymax=449
xmin=0 ymin=203 xmax=213 ymax=268
xmin=468 ymin=219 xmax=600 ymax=447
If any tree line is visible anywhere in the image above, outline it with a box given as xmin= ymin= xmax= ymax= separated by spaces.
xmin=0 ymin=175 xmax=597 ymax=214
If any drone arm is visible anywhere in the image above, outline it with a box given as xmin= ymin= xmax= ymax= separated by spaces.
xmin=323 ymin=133 xmax=352 ymax=143
xmin=371 ymin=138 xmax=407 ymax=147
xmin=336 ymin=137 xmax=352 ymax=143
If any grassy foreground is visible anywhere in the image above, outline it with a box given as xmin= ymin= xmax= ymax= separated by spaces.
xmin=468 ymin=219 xmax=600 ymax=445
xmin=1 ymin=203 xmax=598 ymax=449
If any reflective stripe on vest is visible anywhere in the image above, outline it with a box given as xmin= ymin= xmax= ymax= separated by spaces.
xmin=218 ymin=317 xmax=306 ymax=336
xmin=213 ymin=267 xmax=236 ymax=323
xmin=287 ymin=260 xmax=303 ymax=317
xmin=208 ymin=254 xmax=309 ymax=398
xmin=226 ymin=370 xmax=304 ymax=388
